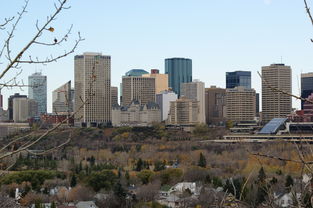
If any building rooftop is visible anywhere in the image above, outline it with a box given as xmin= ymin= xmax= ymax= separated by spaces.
xmin=125 ymin=69 xmax=149 ymax=76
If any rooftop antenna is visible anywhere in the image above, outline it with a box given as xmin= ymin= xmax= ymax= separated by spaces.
xmin=280 ymin=56 xmax=283 ymax=64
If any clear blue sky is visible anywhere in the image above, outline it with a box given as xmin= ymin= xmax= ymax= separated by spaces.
xmin=1 ymin=0 xmax=313 ymax=112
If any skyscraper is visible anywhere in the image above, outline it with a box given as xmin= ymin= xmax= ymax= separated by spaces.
xmin=165 ymin=58 xmax=192 ymax=96
xmin=226 ymin=71 xmax=251 ymax=89
xmin=181 ymin=80 xmax=206 ymax=123
xmin=205 ymin=86 xmax=226 ymax=125
xmin=301 ymin=73 xmax=313 ymax=109
xmin=111 ymin=86 xmax=118 ymax=105
xmin=52 ymin=81 xmax=73 ymax=114
xmin=74 ymin=52 xmax=111 ymax=126
xmin=225 ymin=86 xmax=256 ymax=123
xmin=143 ymin=69 xmax=168 ymax=94
xmin=156 ymin=90 xmax=178 ymax=121
xmin=8 ymin=93 xmax=27 ymax=121
xmin=262 ymin=64 xmax=292 ymax=123
xmin=12 ymin=97 xmax=38 ymax=122
xmin=167 ymin=97 xmax=200 ymax=126
xmin=122 ymin=76 xmax=155 ymax=106
xmin=28 ymin=72 xmax=47 ymax=115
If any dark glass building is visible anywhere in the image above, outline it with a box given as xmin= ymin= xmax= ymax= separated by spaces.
xmin=301 ymin=73 xmax=313 ymax=109
xmin=226 ymin=71 xmax=251 ymax=89
xmin=165 ymin=58 xmax=192 ymax=96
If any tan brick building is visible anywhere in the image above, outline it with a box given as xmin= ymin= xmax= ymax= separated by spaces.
xmin=225 ymin=86 xmax=256 ymax=123
xmin=262 ymin=64 xmax=292 ymax=123
xmin=122 ymin=76 xmax=155 ymax=106
xmin=74 ymin=52 xmax=111 ymax=126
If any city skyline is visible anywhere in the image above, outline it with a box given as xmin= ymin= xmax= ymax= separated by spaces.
xmin=1 ymin=0 xmax=313 ymax=111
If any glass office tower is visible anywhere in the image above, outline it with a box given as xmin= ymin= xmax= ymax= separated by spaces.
xmin=165 ymin=58 xmax=192 ymax=97
xmin=28 ymin=72 xmax=47 ymax=115
xmin=226 ymin=71 xmax=251 ymax=89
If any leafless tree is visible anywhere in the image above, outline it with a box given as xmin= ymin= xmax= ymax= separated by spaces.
xmin=0 ymin=0 xmax=94 ymax=172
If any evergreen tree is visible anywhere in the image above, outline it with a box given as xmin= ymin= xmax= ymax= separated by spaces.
xmin=70 ymin=174 xmax=77 ymax=187
xmin=285 ymin=175 xmax=294 ymax=189
xmin=125 ymin=170 xmax=130 ymax=182
xmin=135 ymin=158 xmax=143 ymax=171
xmin=90 ymin=156 xmax=95 ymax=166
xmin=198 ymin=152 xmax=206 ymax=168
xmin=258 ymin=167 xmax=266 ymax=184
xmin=113 ymin=182 xmax=126 ymax=199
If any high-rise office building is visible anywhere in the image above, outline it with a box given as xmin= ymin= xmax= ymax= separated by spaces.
xmin=181 ymin=80 xmax=206 ymax=123
xmin=256 ymin=93 xmax=260 ymax=117
xmin=301 ymin=73 xmax=313 ymax=109
xmin=122 ymin=76 xmax=155 ymax=106
xmin=167 ymin=97 xmax=200 ymax=126
xmin=226 ymin=71 xmax=251 ymax=89
xmin=205 ymin=86 xmax=226 ymax=125
xmin=74 ymin=52 xmax=111 ymax=126
xmin=28 ymin=72 xmax=47 ymax=115
xmin=143 ymin=69 xmax=168 ymax=94
xmin=52 ymin=81 xmax=73 ymax=114
xmin=156 ymin=90 xmax=178 ymax=121
xmin=13 ymin=97 xmax=38 ymax=122
xmin=225 ymin=86 xmax=256 ymax=123
xmin=111 ymin=86 xmax=118 ymax=105
xmin=262 ymin=64 xmax=292 ymax=123
xmin=8 ymin=93 xmax=27 ymax=121
xmin=165 ymin=58 xmax=192 ymax=96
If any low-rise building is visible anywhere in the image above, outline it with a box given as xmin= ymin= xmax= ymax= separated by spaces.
xmin=112 ymin=100 xmax=161 ymax=127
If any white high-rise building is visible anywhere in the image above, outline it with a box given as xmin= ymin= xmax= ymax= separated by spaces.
xmin=74 ymin=52 xmax=111 ymax=126
xmin=156 ymin=90 xmax=178 ymax=121
xmin=28 ymin=72 xmax=47 ymax=115
xmin=181 ymin=80 xmax=206 ymax=123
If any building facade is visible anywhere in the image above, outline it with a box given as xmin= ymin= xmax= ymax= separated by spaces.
xmin=122 ymin=76 xmax=155 ymax=106
xmin=167 ymin=97 xmax=200 ymax=126
xmin=52 ymin=81 xmax=73 ymax=114
xmin=165 ymin=58 xmax=192 ymax=96
xmin=111 ymin=86 xmax=118 ymax=105
xmin=181 ymin=80 xmax=206 ymax=123
xmin=156 ymin=90 xmax=178 ymax=121
xmin=112 ymin=100 xmax=161 ymax=127
xmin=13 ymin=97 xmax=38 ymax=122
xmin=205 ymin=86 xmax=226 ymax=125
xmin=225 ymin=86 xmax=256 ymax=123
xmin=74 ymin=52 xmax=111 ymax=126
xmin=262 ymin=64 xmax=292 ymax=123
xmin=8 ymin=93 xmax=27 ymax=121
xmin=143 ymin=69 xmax=168 ymax=94
xmin=226 ymin=71 xmax=251 ymax=89
xmin=301 ymin=73 xmax=313 ymax=109
xmin=28 ymin=72 xmax=47 ymax=115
